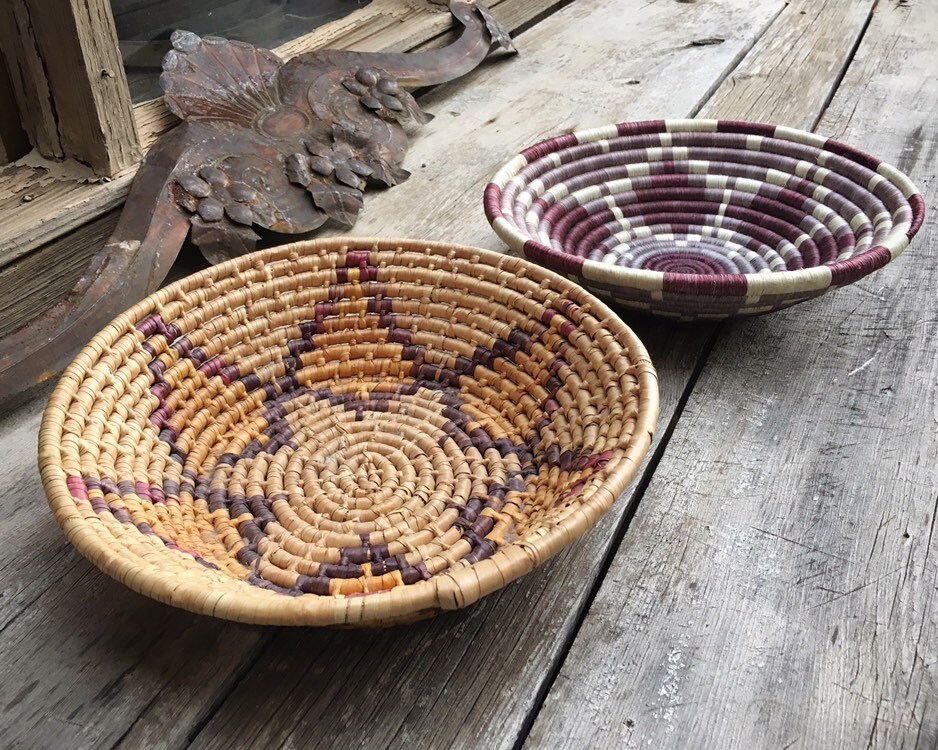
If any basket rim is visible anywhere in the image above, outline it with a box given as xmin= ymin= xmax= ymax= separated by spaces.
xmin=484 ymin=118 xmax=926 ymax=298
xmin=38 ymin=236 xmax=660 ymax=626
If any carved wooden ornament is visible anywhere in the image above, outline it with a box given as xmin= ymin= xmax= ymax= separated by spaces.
xmin=0 ymin=2 xmax=514 ymax=400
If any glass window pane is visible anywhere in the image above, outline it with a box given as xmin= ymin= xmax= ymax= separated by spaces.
xmin=112 ymin=0 xmax=373 ymax=102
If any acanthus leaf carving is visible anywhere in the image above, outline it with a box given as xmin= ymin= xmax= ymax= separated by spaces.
xmin=0 ymin=2 xmax=516 ymax=397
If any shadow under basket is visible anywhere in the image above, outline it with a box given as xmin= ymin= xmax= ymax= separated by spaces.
xmin=484 ymin=118 xmax=925 ymax=320
xmin=39 ymin=238 xmax=658 ymax=627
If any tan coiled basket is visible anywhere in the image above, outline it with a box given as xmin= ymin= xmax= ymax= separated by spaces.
xmin=39 ymin=238 xmax=658 ymax=626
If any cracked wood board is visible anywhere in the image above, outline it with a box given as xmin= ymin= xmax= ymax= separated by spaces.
xmin=699 ymin=0 xmax=873 ymax=128
xmin=525 ymin=0 xmax=938 ymax=747
xmin=0 ymin=0 xmax=785 ymax=747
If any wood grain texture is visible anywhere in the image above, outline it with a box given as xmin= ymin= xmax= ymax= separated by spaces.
xmin=0 ymin=52 xmax=29 ymax=165
xmin=0 ymin=159 xmax=133 ymax=270
xmin=0 ymin=0 xmax=62 ymax=160
xmin=0 ymin=0 xmax=140 ymax=175
xmin=0 ymin=0 xmax=564 ymax=277
xmin=700 ymin=0 xmax=874 ymax=127
xmin=525 ymin=1 xmax=938 ymax=747
xmin=0 ymin=1 xmax=785 ymax=748
xmin=0 ymin=211 xmax=119 ymax=338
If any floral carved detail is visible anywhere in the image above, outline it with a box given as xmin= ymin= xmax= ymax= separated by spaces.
xmin=156 ymin=4 xmax=514 ymax=262
xmin=0 ymin=2 xmax=515 ymax=398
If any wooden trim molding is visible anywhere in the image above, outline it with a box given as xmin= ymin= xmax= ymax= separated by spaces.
xmin=0 ymin=0 xmax=140 ymax=176
xmin=131 ymin=0 xmax=467 ymax=150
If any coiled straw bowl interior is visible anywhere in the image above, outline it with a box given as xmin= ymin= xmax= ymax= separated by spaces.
xmin=485 ymin=119 xmax=925 ymax=320
xmin=39 ymin=238 xmax=658 ymax=626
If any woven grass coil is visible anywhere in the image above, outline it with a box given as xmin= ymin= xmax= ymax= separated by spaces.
xmin=484 ymin=119 xmax=925 ymax=320
xmin=39 ymin=238 xmax=658 ymax=626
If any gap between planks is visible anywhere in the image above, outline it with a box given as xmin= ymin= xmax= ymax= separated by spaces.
xmin=514 ymin=0 xmax=882 ymax=742
xmin=524 ymin=0 xmax=938 ymax=746
xmin=183 ymin=2 xmax=796 ymax=747
xmin=510 ymin=323 xmax=726 ymax=750
xmin=143 ymin=0 xmax=877 ymax=746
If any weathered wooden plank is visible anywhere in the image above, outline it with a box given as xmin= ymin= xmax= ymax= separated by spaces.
xmin=0 ymin=0 xmax=141 ymax=175
xmin=0 ymin=0 xmax=62 ymax=161
xmin=699 ymin=0 xmax=872 ymax=126
xmin=0 ymin=210 xmax=208 ymax=338
xmin=0 ymin=217 xmax=213 ymax=339
xmin=0 ymin=158 xmax=134 ymax=272
xmin=0 ymin=212 xmax=118 ymax=339
xmin=0 ymin=0 xmax=562 ymax=271
xmin=526 ymin=1 xmax=938 ymax=747
xmin=185 ymin=1 xmax=794 ymax=749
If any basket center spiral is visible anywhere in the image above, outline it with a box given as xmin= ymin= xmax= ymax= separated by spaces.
xmin=202 ymin=380 xmax=536 ymax=595
xmin=514 ymin=130 xmax=912 ymax=275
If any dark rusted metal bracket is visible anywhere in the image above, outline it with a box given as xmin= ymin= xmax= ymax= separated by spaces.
xmin=0 ymin=2 xmax=514 ymax=403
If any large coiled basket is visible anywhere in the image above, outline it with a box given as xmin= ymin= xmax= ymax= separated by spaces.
xmin=39 ymin=238 xmax=658 ymax=626
xmin=484 ymin=119 xmax=925 ymax=320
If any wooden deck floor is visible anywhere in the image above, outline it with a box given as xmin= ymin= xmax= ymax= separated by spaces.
xmin=1 ymin=0 xmax=937 ymax=747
